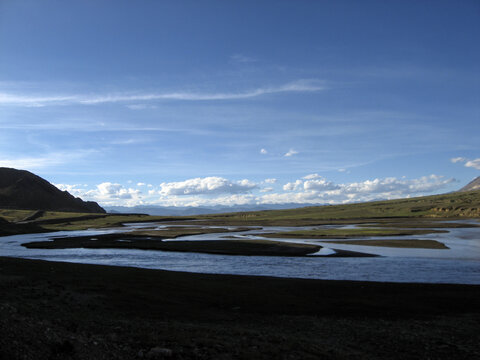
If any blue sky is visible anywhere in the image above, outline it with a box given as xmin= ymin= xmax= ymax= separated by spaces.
xmin=1 ymin=0 xmax=479 ymax=207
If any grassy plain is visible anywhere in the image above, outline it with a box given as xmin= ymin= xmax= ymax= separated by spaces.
xmin=189 ymin=189 xmax=480 ymax=226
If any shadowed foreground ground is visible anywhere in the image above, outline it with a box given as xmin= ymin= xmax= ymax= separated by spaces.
xmin=1 ymin=257 xmax=479 ymax=359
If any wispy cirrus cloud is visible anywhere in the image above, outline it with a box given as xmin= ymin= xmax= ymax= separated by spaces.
xmin=0 ymin=150 xmax=97 ymax=170
xmin=0 ymin=156 xmax=54 ymax=169
xmin=0 ymin=79 xmax=325 ymax=107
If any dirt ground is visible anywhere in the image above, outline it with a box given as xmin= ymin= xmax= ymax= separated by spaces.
xmin=1 ymin=256 xmax=479 ymax=359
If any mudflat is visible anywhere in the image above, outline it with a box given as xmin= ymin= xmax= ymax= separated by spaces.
xmin=1 ymin=256 xmax=479 ymax=359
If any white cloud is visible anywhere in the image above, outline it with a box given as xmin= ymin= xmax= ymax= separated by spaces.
xmin=260 ymin=148 xmax=268 ymax=154
xmin=284 ymin=149 xmax=299 ymax=157
xmin=54 ymin=184 xmax=87 ymax=197
xmin=53 ymin=174 xmax=456 ymax=208
xmin=303 ymin=173 xmax=321 ymax=180
xmin=54 ymin=182 xmax=144 ymax=206
xmin=159 ymin=176 xmax=257 ymax=196
xmin=451 ymin=157 xmax=480 ymax=170
xmin=260 ymin=187 xmax=274 ymax=193
xmin=137 ymin=182 xmax=146 ymax=186
xmin=465 ymin=158 xmax=480 ymax=170
xmin=303 ymin=178 xmax=339 ymax=191
xmin=275 ymin=174 xmax=455 ymax=205
xmin=283 ymin=179 xmax=303 ymax=191
xmin=264 ymin=178 xmax=277 ymax=184
xmin=0 ymin=79 xmax=325 ymax=107
xmin=96 ymin=182 xmax=140 ymax=199
xmin=451 ymin=157 xmax=466 ymax=163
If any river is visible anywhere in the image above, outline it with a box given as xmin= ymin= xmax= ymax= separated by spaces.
xmin=1 ymin=220 xmax=479 ymax=284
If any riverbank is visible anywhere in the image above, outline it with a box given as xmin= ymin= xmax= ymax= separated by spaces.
xmin=1 ymin=256 xmax=479 ymax=359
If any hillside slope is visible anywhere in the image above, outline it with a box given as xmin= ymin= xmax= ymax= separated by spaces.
xmin=199 ymin=190 xmax=480 ymax=224
xmin=459 ymin=176 xmax=480 ymax=192
xmin=0 ymin=167 xmax=105 ymax=213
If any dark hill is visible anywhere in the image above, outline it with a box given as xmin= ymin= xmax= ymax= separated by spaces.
xmin=0 ymin=167 xmax=105 ymax=213
xmin=459 ymin=176 xmax=480 ymax=192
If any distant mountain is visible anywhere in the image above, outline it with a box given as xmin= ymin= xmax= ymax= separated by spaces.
xmin=0 ymin=167 xmax=105 ymax=213
xmin=458 ymin=176 xmax=480 ymax=192
xmin=105 ymin=203 xmax=319 ymax=216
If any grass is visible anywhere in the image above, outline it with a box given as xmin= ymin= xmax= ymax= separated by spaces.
xmin=39 ymin=214 xmax=185 ymax=231
xmin=320 ymin=239 xmax=449 ymax=249
xmin=190 ymin=190 xmax=480 ymax=226
xmin=0 ymin=209 xmax=40 ymax=222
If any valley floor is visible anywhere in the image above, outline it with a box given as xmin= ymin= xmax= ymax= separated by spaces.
xmin=1 ymin=257 xmax=479 ymax=359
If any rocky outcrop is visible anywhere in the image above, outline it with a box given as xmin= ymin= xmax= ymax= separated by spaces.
xmin=0 ymin=167 xmax=105 ymax=213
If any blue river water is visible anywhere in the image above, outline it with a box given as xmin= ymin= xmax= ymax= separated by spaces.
xmin=1 ymin=220 xmax=479 ymax=284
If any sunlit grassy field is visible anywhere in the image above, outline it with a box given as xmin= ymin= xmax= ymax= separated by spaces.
xmin=193 ymin=190 xmax=480 ymax=226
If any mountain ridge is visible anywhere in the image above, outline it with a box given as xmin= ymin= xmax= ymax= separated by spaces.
xmin=0 ymin=167 xmax=105 ymax=213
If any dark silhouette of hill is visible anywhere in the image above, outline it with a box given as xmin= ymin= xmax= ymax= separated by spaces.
xmin=459 ymin=176 xmax=480 ymax=192
xmin=0 ymin=167 xmax=105 ymax=213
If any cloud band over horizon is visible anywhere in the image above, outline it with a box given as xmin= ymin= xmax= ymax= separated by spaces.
xmin=55 ymin=173 xmax=456 ymax=207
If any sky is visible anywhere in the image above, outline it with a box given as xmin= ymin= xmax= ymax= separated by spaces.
xmin=0 ymin=0 xmax=479 ymax=207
